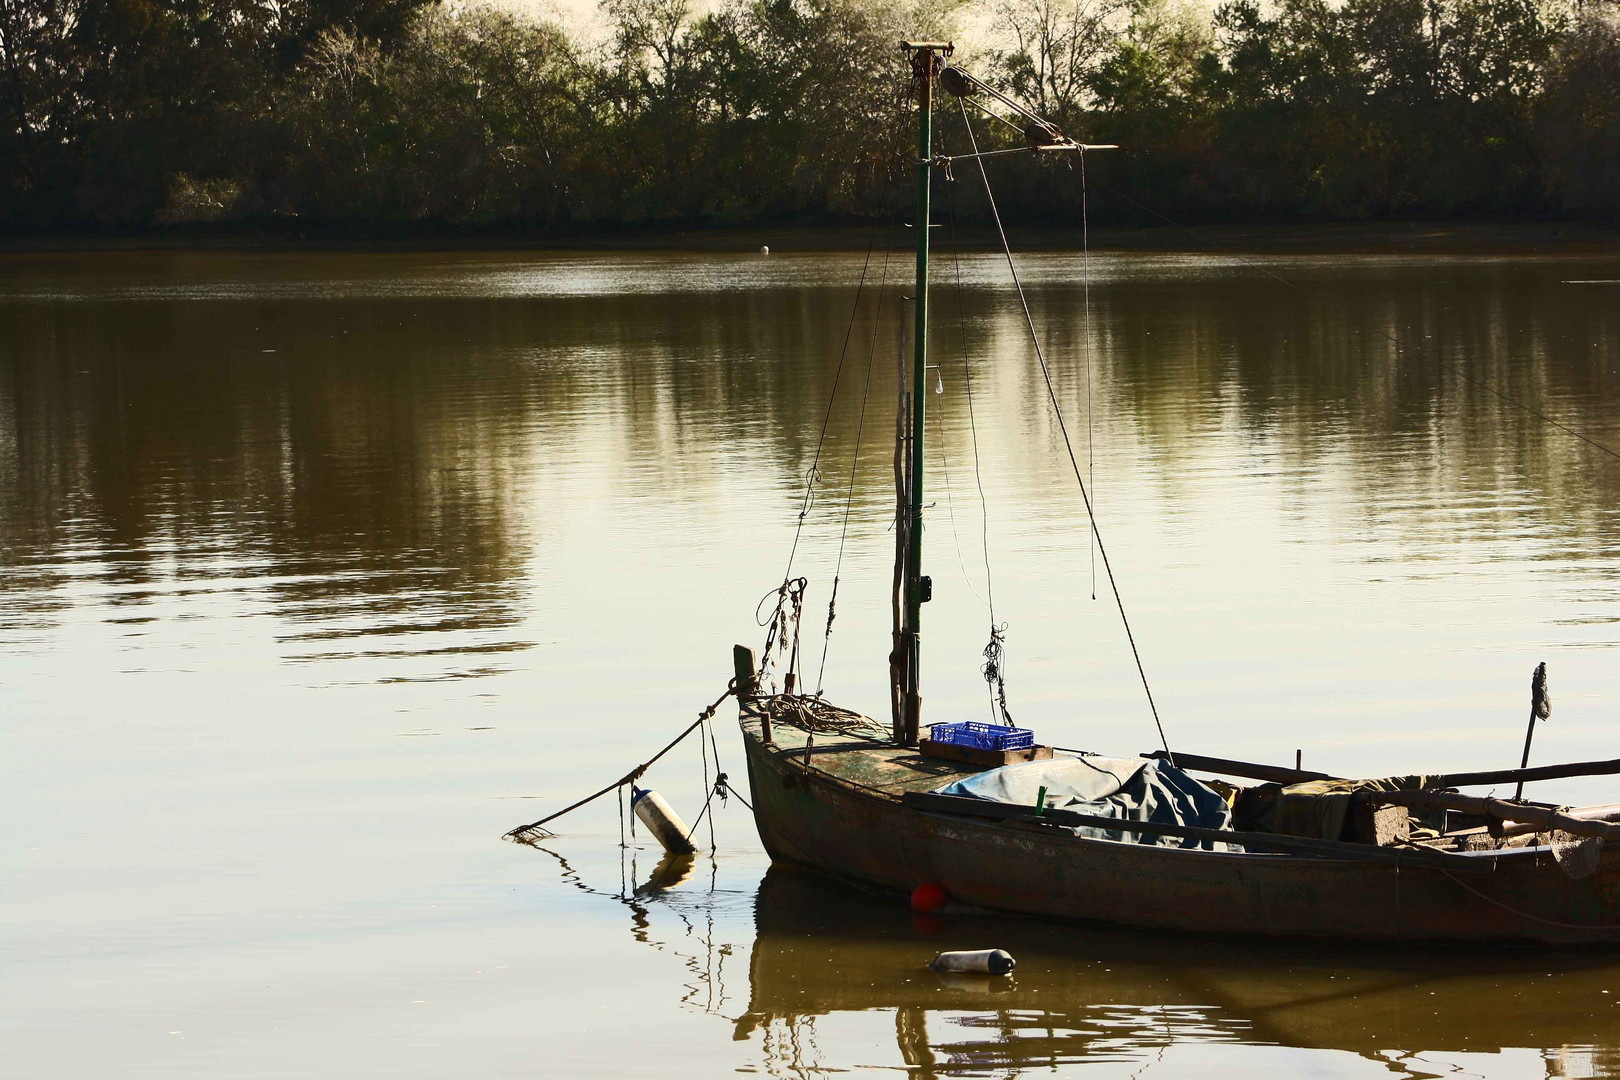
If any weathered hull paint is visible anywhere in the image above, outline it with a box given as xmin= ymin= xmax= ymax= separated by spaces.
xmin=741 ymin=717 xmax=1620 ymax=945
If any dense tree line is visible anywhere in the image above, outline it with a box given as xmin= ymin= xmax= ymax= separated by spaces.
xmin=0 ymin=0 xmax=1615 ymax=231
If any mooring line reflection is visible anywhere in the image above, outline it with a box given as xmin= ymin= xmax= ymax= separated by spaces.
xmin=529 ymin=843 xmax=739 ymax=1017
xmin=532 ymin=848 xmax=1620 ymax=1079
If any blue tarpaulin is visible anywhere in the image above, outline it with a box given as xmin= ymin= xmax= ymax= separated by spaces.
xmin=933 ymin=754 xmax=1233 ymax=848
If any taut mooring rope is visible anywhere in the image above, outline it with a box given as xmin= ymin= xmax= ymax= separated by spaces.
xmin=504 ymin=681 xmax=737 ymax=842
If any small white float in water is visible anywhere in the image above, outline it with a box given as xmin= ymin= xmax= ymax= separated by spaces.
xmin=930 ymin=949 xmax=1016 ymax=976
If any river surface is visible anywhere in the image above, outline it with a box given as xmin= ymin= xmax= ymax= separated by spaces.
xmin=4 ymin=246 xmax=1620 ymax=1078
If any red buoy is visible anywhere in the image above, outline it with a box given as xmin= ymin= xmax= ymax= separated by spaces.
xmin=910 ymin=881 xmax=947 ymax=912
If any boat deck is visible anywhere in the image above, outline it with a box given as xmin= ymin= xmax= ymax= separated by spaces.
xmin=740 ymin=700 xmax=992 ymax=798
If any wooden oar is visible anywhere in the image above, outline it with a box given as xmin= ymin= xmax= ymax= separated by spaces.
xmin=1368 ymin=789 xmax=1620 ymax=843
xmin=1451 ymin=802 xmax=1620 ymax=840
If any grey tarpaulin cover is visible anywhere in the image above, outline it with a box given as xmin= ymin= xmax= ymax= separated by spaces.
xmin=933 ymin=755 xmax=1233 ymax=849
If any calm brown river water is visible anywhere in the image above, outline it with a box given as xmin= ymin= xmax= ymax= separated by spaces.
xmin=4 ymin=247 xmax=1620 ymax=1078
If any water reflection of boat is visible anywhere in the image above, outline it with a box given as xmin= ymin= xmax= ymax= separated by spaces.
xmin=736 ymin=866 xmax=1620 ymax=1078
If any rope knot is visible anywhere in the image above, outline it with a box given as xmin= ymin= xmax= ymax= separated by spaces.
xmin=982 ymin=622 xmax=1013 ymax=725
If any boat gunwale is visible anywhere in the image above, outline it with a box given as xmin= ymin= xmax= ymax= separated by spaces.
xmin=741 ymin=713 xmax=1558 ymax=872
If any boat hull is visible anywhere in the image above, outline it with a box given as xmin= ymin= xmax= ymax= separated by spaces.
xmin=741 ymin=716 xmax=1620 ymax=945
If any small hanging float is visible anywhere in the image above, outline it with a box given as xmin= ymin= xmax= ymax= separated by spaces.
xmin=631 ymin=787 xmax=696 ymax=856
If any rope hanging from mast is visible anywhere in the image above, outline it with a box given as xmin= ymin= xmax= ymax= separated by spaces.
xmin=756 ymin=577 xmax=807 ymax=693
xmin=945 ymin=173 xmax=1013 ymax=726
xmin=1081 ymin=148 xmax=1097 ymax=601
xmin=954 ymin=92 xmax=1176 ymax=764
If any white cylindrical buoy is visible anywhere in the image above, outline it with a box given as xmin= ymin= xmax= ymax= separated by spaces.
xmin=632 ymin=788 xmax=696 ymax=855
xmin=930 ymin=949 xmax=1016 ymax=976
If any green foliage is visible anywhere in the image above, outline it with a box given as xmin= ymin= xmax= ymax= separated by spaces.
xmin=277 ymin=10 xmax=588 ymax=224
xmin=0 ymin=0 xmax=1614 ymax=230
xmin=1537 ymin=0 xmax=1620 ymax=213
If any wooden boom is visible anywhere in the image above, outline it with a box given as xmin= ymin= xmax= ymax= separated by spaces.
xmin=1145 ymin=750 xmax=1620 ymax=792
xmin=1139 ymin=750 xmax=1338 ymax=785
xmin=1427 ymin=756 xmax=1620 ymax=789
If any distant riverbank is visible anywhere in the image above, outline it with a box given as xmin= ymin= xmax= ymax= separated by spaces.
xmin=4 ymin=220 xmax=1618 ymax=257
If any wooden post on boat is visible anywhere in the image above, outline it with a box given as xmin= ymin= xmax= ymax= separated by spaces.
xmin=1515 ymin=661 xmax=1551 ymax=801
xmin=734 ymin=645 xmax=758 ymax=700
xmin=898 ymin=40 xmax=950 ymax=746
xmin=735 ymin=644 xmax=766 ymax=743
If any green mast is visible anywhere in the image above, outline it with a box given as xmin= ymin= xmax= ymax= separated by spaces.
xmin=900 ymin=41 xmax=949 ymax=745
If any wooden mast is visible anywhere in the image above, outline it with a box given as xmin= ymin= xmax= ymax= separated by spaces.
xmin=897 ymin=41 xmax=949 ymax=746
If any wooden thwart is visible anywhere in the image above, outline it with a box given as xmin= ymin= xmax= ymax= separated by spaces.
xmin=901 ymin=791 xmax=1496 ymax=872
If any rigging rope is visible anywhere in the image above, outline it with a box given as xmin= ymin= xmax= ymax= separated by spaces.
xmin=959 ymin=99 xmax=1175 ymax=762
xmin=946 ymin=176 xmax=1013 ymax=725
xmin=929 ymin=345 xmax=989 ymax=609
xmin=963 ymin=92 xmax=1028 ymax=138
xmin=699 ymin=711 xmax=715 ymax=852
xmin=764 ymin=223 xmax=883 ymax=688
xmin=817 ymin=212 xmax=899 ymax=694
xmin=1082 ymin=150 xmax=1097 ymax=601
xmin=756 ymin=577 xmax=807 ymax=692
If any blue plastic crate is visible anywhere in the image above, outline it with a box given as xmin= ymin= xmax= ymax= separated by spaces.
xmin=927 ymin=721 xmax=1035 ymax=752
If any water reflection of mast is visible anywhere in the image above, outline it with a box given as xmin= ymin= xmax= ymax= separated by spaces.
xmin=896 ymin=1007 xmax=937 ymax=1079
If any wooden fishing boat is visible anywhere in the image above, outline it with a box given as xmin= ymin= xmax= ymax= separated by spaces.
xmin=736 ymin=694 xmax=1620 ymax=944
xmin=732 ymin=41 xmax=1620 ymax=946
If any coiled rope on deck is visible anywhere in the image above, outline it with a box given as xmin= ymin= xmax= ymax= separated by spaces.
xmin=762 ymin=693 xmax=889 ymax=741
